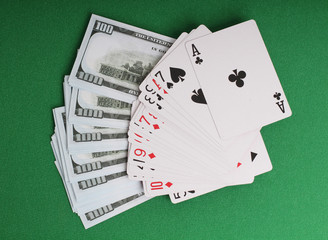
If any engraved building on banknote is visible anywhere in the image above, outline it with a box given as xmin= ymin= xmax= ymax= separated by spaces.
xmin=97 ymin=96 xmax=131 ymax=109
xmin=99 ymin=61 xmax=153 ymax=85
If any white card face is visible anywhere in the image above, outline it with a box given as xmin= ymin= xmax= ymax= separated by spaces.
xmin=143 ymin=138 xmax=256 ymax=197
xmin=147 ymin=25 xmax=220 ymax=142
xmin=249 ymin=133 xmax=272 ymax=176
xmin=186 ymin=20 xmax=292 ymax=139
xmin=169 ymin=131 xmax=272 ymax=203
xmin=127 ymin=105 xmax=234 ymax=176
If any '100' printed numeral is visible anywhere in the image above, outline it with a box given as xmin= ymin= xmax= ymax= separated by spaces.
xmin=94 ymin=21 xmax=113 ymax=35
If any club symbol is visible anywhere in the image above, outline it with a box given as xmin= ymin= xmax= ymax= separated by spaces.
xmin=274 ymin=92 xmax=286 ymax=113
xmin=228 ymin=69 xmax=246 ymax=87
xmin=195 ymin=57 xmax=203 ymax=65
xmin=273 ymin=92 xmax=281 ymax=100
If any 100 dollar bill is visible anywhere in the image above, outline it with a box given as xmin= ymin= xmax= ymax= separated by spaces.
xmin=53 ymin=107 xmax=129 ymax=182
xmin=69 ymin=14 xmax=175 ymax=103
xmin=69 ymin=87 xmax=132 ymax=128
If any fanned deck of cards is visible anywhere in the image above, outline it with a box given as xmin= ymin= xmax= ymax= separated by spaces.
xmin=128 ymin=21 xmax=292 ymax=203
xmin=50 ymin=14 xmax=291 ymax=228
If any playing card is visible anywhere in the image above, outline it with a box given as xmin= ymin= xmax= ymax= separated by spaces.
xmin=144 ymin=140 xmax=256 ymax=197
xmin=146 ymin=25 xmax=221 ymax=144
xmin=127 ymin=104 xmax=238 ymax=176
xmin=186 ymin=20 xmax=292 ymax=139
xmin=137 ymin=26 xmax=263 ymax=176
xmin=127 ymin=105 xmax=228 ymax=177
xmin=169 ymin=131 xmax=272 ymax=203
xmin=138 ymin=28 xmax=226 ymax=150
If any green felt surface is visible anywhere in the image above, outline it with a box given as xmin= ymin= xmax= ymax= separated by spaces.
xmin=1 ymin=0 xmax=328 ymax=239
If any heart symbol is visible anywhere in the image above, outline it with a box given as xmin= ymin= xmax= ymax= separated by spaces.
xmin=191 ymin=88 xmax=207 ymax=104
xmin=170 ymin=67 xmax=186 ymax=83
xmin=167 ymin=82 xmax=173 ymax=89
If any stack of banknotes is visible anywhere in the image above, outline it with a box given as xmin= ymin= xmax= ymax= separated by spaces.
xmin=51 ymin=14 xmax=175 ymax=228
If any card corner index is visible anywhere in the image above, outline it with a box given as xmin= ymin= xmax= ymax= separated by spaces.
xmin=184 ymin=40 xmax=200 ymax=58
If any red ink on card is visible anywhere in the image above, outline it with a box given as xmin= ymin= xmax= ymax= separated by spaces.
xmin=165 ymin=182 xmax=173 ymax=188
xmin=148 ymin=153 xmax=156 ymax=159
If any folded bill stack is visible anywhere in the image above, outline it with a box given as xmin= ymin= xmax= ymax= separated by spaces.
xmin=51 ymin=14 xmax=291 ymax=229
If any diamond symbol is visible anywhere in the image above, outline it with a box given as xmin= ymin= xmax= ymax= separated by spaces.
xmin=153 ymin=124 xmax=160 ymax=130
xmin=148 ymin=153 xmax=156 ymax=159
xmin=237 ymin=162 xmax=242 ymax=168
xmin=165 ymin=182 xmax=173 ymax=188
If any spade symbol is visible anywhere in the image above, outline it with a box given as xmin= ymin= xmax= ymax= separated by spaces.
xmin=156 ymin=94 xmax=163 ymax=101
xmin=170 ymin=67 xmax=186 ymax=83
xmin=167 ymin=82 xmax=173 ymax=89
xmin=251 ymin=152 xmax=257 ymax=162
xmin=191 ymin=88 xmax=207 ymax=104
